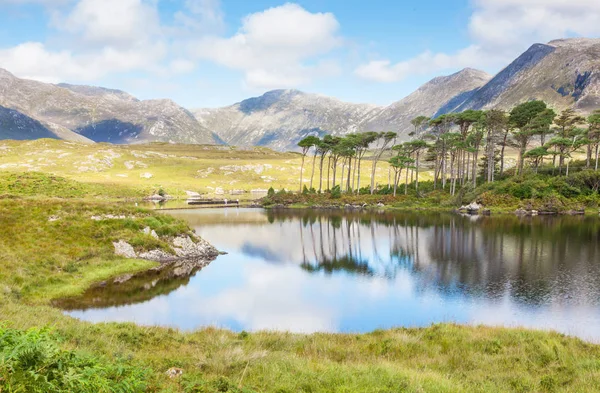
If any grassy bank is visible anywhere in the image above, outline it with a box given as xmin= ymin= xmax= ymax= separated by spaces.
xmin=261 ymin=171 xmax=600 ymax=215
xmin=2 ymin=172 xmax=600 ymax=392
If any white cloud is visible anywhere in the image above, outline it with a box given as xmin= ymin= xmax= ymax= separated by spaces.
xmin=0 ymin=41 xmax=166 ymax=82
xmin=55 ymin=0 xmax=161 ymax=48
xmin=169 ymin=58 xmax=196 ymax=74
xmin=0 ymin=0 xmax=72 ymax=5
xmin=355 ymin=0 xmax=600 ymax=82
xmin=0 ymin=0 xmax=196 ymax=82
xmin=191 ymin=3 xmax=342 ymax=89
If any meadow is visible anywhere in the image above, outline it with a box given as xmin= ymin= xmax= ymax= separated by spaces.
xmin=1 ymin=141 xmax=599 ymax=392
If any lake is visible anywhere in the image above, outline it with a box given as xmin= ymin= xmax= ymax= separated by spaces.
xmin=63 ymin=208 xmax=600 ymax=341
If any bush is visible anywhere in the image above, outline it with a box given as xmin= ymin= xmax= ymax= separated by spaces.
xmin=567 ymin=170 xmax=600 ymax=194
xmin=267 ymin=187 xmax=275 ymax=197
xmin=302 ymin=185 xmax=309 ymax=195
xmin=0 ymin=326 xmax=148 ymax=392
xmin=548 ymin=177 xmax=581 ymax=198
xmin=330 ymin=185 xmax=342 ymax=199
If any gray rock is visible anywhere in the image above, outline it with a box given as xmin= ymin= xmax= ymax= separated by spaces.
xmin=172 ymin=235 xmax=219 ymax=258
xmin=139 ymin=249 xmax=174 ymax=262
xmin=142 ymin=227 xmax=159 ymax=239
xmin=113 ymin=240 xmax=137 ymax=259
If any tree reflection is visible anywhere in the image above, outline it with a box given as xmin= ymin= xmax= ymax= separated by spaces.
xmin=270 ymin=210 xmax=600 ymax=307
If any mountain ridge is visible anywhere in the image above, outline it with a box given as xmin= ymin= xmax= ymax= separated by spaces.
xmin=0 ymin=69 xmax=219 ymax=145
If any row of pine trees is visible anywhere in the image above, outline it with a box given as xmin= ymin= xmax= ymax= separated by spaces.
xmin=297 ymin=101 xmax=600 ymax=196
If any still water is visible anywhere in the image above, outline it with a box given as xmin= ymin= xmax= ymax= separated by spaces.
xmin=64 ymin=209 xmax=600 ymax=341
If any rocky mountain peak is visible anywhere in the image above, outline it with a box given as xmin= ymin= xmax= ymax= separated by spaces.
xmin=548 ymin=37 xmax=600 ymax=48
xmin=0 ymin=68 xmax=15 ymax=80
xmin=56 ymin=83 xmax=139 ymax=102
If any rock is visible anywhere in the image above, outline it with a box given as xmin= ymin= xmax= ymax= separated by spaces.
xmin=114 ymin=274 xmax=133 ymax=284
xmin=165 ymin=368 xmax=183 ymax=379
xmin=515 ymin=208 xmax=527 ymax=216
xmin=113 ymin=241 xmax=137 ymax=259
xmin=140 ymin=172 xmax=153 ymax=179
xmin=185 ymin=190 xmax=201 ymax=198
xmin=530 ymin=210 xmax=539 ymax=216
xmin=466 ymin=202 xmax=481 ymax=212
xmin=142 ymin=227 xmax=159 ymax=239
xmin=139 ymin=249 xmax=175 ymax=262
xmin=144 ymin=194 xmax=165 ymax=201
xmin=48 ymin=215 xmax=60 ymax=222
xmin=215 ymin=187 xmax=225 ymax=195
xmin=172 ymin=235 xmax=219 ymax=258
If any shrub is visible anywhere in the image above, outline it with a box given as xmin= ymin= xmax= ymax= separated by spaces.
xmin=330 ymin=185 xmax=342 ymax=199
xmin=267 ymin=187 xmax=275 ymax=197
xmin=0 ymin=326 xmax=148 ymax=392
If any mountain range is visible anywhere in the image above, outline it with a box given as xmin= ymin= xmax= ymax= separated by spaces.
xmin=0 ymin=68 xmax=219 ymax=145
xmin=1 ymin=38 xmax=600 ymax=150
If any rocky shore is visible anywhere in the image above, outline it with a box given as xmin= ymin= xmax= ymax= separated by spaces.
xmin=111 ymin=232 xmax=221 ymax=285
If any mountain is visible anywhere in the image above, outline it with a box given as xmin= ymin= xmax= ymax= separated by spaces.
xmin=0 ymin=68 xmax=219 ymax=144
xmin=362 ymin=68 xmax=492 ymax=133
xmin=194 ymin=89 xmax=379 ymax=151
xmin=193 ymin=69 xmax=491 ymax=150
xmin=454 ymin=38 xmax=600 ymax=113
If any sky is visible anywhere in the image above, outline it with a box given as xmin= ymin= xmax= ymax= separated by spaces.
xmin=0 ymin=0 xmax=599 ymax=109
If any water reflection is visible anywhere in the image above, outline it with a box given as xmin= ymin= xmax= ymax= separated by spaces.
xmin=64 ymin=208 xmax=600 ymax=341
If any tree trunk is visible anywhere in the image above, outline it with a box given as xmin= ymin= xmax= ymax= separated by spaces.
xmin=299 ymin=155 xmax=305 ymax=193
xmin=356 ymin=158 xmax=362 ymax=195
xmin=318 ymin=155 xmax=326 ymax=192
xmin=415 ymin=151 xmax=420 ymax=192
xmin=347 ymin=157 xmax=352 ymax=192
xmin=500 ymin=130 xmax=509 ymax=176
xmin=472 ymin=146 xmax=479 ymax=188
xmin=327 ymin=156 xmax=331 ymax=191
xmin=309 ymin=152 xmax=317 ymax=191
xmin=404 ymin=163 xmax=409 ymax=195
xmin=518 ymin=145 xmax=526 ymax=177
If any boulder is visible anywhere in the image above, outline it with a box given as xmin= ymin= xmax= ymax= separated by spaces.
xmin=144 ymin=194 xmax=165 ymax=201
xmin=113 ymin=241 xmax=137 ymax=259
xmin=185 ymin=190 xmax=201 ymax=198
xmin=466 ymin=202 xmax=481 ymax=212
xmin=142 ymin=226 xmax=159 ymax=239
xmin=172 ymin=235 xmax=219 ymax=259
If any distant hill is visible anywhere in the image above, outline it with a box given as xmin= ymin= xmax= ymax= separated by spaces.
xmin=0 ymin=69 xmax=219 ymax=145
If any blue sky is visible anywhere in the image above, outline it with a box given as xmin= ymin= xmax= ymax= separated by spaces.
xmin=1 ymin=0 xmax=599 ymax=108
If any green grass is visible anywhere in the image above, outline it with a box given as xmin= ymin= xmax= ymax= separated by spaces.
xmin=1 ymin=155 xmax=600 ymax=392
xmin=0 ymin=139 xmax=403 ymax=199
